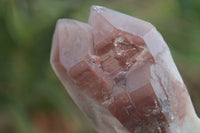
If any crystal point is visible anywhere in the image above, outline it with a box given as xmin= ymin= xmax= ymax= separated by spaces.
xmin=50 ymin=6 xmax=200 ymax=133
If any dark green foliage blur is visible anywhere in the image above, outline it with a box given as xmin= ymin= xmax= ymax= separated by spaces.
xmin=0 ymin=0 xmax=199 ymax=133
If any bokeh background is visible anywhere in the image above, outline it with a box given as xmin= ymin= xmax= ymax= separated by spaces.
xmin=0 ymin=0 xmax=200 ymax=133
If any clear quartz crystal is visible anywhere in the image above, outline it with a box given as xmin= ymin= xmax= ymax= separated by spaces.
xmin=50 ymin=5 xmax=200 ymax=133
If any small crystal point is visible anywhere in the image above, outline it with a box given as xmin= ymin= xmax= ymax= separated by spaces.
xmin=51 ymin=5 xmax=200 ymax=133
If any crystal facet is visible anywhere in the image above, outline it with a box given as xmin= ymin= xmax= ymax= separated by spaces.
xmin=50 ymin=6 xmax=200 ymax=133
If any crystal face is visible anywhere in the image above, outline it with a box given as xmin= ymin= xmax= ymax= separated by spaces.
xmin=50 ymin=6 xmax=200 ymax=133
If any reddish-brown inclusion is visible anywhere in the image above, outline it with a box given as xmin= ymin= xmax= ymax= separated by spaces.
xmin=69 ymin=32 xmax=168 ymax=132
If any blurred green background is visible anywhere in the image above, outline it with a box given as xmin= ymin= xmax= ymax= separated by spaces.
xmin=0 ymin=0 xmax=200 ymax=133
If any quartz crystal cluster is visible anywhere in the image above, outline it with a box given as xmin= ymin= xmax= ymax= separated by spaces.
xmin=50 ymin=6 xmax=200 ymax=133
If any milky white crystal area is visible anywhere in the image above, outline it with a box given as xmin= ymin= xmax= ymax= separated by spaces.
xmin=50 ymin=5 xmax=200 ymax=133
